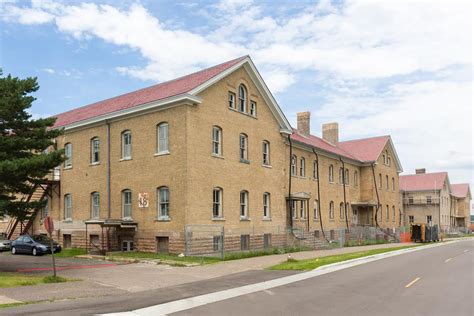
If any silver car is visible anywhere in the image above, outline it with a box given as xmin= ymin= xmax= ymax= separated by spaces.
xmin=0 ymin=234 xmax=11 ymax=252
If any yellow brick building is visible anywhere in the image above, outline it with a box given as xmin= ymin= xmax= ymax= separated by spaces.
xmin=1 ymin=56 xmax=406 ymax=253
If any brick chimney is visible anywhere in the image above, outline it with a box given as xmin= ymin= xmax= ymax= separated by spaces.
xmin=415 ymin=168 xmax=426 ymax=174
xmin=297 ymin=112 xmax=310 ymax=136
xmin=322 ymin=122 xmax=339 ymax=145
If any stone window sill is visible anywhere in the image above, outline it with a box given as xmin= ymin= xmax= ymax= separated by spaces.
xmin=120 ymin=158 xmax=132 ymax=162
xmin=262 ymin=164 xmax=272 ymax=169
xmin=240 ymin=217 xmax=251 ymax=221
xmin=240 ymin=159 xmax=250 ymax=164
xmin=155 ymin=217 xmax=171 ymax=222
xmin=212 ymin=217 xmax=225 ymax=221
xmin=212 ymin=154 xmax=224 ymax=159
xmin=155 ymin=151 xmax=170 ymax=157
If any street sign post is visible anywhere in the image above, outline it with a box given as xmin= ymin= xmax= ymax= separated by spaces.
xmin=44 ymin=216 xmax=57 ymax=277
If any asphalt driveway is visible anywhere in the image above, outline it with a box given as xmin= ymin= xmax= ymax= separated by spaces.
xmin=0 ymin=251 xmax=117 ymax=273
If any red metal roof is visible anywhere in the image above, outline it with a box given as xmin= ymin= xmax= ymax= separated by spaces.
xmin=399 ymin=172 xmax=448 ymax=191
xmin=451 ymin=183 xmax=470 ymax=198
xmin=53 ymin=56 xmax=248 ymax=128
xmin=290 ymin=132 xmax=390 ymax=163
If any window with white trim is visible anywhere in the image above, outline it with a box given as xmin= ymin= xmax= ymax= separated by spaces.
xmin=300 ymin=200 xmax=305 ymax=218
xmin=329 ymin=165 xmax=334 ymax=182
xmin=291 ymin=200 xmax=297 ymax=219
xmin=354 ymin=171 xmax=358 ymax=187
xmin=238 ymin=84 xmax=247 ymax=112
xmin=299 ymin=157 xmax=305 ymax=177
xmin=312 ymin=160 xmax=318 ymax=179
xmin=262 ymin=141 xmax=270 ymax=165
xmin=250 ymin=101 xmax=256 ymax=117
xmin=213 ymin=188 xmax=223 ymax=218
xmin=157 ymin=123 xmax=169 ymax=154
xmin=291 ymin=155 xmax=297 ymax=176
xmin=409 ymin=215 xmax=414 ymax=223
xmin=240 ymin=191 xmax=248 ymax=218
xmin=263 ymin=192 xmax=270 ymax=218
xmin=313 ymin=200 xmax=319 ymax=220
xmin=91 ymin=192 xmax=100 ymax=219
xmin=64 ymin=194 xmax=72 ymax=220
xmin=239 ymin=134 xmax=248 ymax=161
xmin=339 ymin=167 xmax=344 ymax=184
xmin=392 ymin=206 xmax=395 ymax=222
xmin=386 ymin=175 xmax=389 ymax=190
xmin=42 ymin=197 xmax=49 ymax=219
xmin=228 ymin=92 xmax=235 ymax=109
xmin=345 ymin=169 xmax=349 ymax=185
xmin=392 ymin=177 xmax=395 ymax=191
xmin=378 ymin=173 xmax=382 ymax=188
xmin=212 ymin=126 xmax=222 ymax=156
xmin=386 ymin=205 xmax=389 ymax=221
xmin=158 ymin=187 xmax=169 ymax=219
xmin=122 ymin=189 xmax=132 ymax=219
xmin=329 ymin=201 xmax=334 ymax=219
xmin=91 ymin=138 xmax=100 ymax=164
xmin=339 ymin=202 xmax=345 ymax=219
xmin=121 ymin=130 xmax=132 ymax=159
xmin=64 ymin=143 xmax=72 ymax=168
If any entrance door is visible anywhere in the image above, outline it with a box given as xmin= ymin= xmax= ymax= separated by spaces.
xmin=156 ymin=237 xmax=169 ymax=254
xmin=121 ymin=240 xmax=134 ymax=252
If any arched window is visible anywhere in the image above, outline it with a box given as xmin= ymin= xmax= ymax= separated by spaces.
xmin=64 ymin=143 xmax=72 ymax=167
xmin=339 ymin=202 xmax=344 ymax=219
xmin=392 ymin=177 xmax=395 ymax=191
xmin=329 ymin=201 xmax=334 ymax=219
xmin=91 ymin=137 xmax=100 ymax=164
xmin=313 ymin=199 xmax=319 ymax=220
xmin=386 ymin=205 xmax=389 ymax=221
xmin=263 ymin=192 xmax=270 ymax=218
xmin=238 ymin=84 xmax=247 ymax=112
xmin=121 ymin=130 xmax=132 ymax=159
xmin=329 ymin=165 xmax=334 ymax=183
xmin=64 ymin=193 xmax=72 ymax=220
xmin=378 ymin=173 xmax=382 ymax=188
xmin=239 ymin=133 xmax=248 ymax=161
xmin=382 ymin=154 xmax=386 ymax=164
xmin=91 ymin=192 xmax=100 ymax=219
xmin=345 ymin=168 xmax=349 ymax=185
xmin=212 ymin=126 xmax=222 ymax=156
xmin=291 ymin=155 xmax=297 ymax=176
xmin=262 ymin=141 xmax=270 ymax=165
xmin=299 ymin=157 xmax=305 ymax=177
xmin=240 ymin=191 xmax=249 ymax=218
xmin=313 ymin=160 xmax=318 ymax=179
xmin=392 ymin=205 xmax=396 ymax=221
xmin=339 ymin=167 xmax=344 ymax=184
xmin=122 ymin=189 xmax=132 ymax=219
xmin=158 ymin=187 xmax=169 ymax=219
xmin=213 ymin=187 xmax=223 ymax=218
xmin=386 ymin=175 xmax=389 ymax=190
xmin=354 ymin=171 xmax=358 ymax=187
xmin=157 ymin=122 xmax=169 ymax=154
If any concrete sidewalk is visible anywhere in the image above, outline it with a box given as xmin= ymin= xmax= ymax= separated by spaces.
xmin=0 ymin=242 xmax=417 ymax=305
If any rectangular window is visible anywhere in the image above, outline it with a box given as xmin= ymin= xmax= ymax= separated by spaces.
xmin=157 ymin=123 xmax=169 ymax=153
xmin=426 ymin=196 xmax=432 ymax=204
xmin=64 ymin=194 xmax=72 ymax=220
xmin=64 ymin=143 xmax=72 ymax=168
xmin=158 ymin=187 xmax=169 ymax=218
xmin=291 ymin=156 xmax=297 ymax=176
xmin=122 ymin=131 xmax=132 ymax=159
xmin=263 ymin=234 xmax=271 ymax=249
xmin=122 ymin=190 xmax=132 ymax=219
xmin=263 ymin=193 xmax=270 ymax=218
xmin=42 ymin=197 xmax=49 ymax=219
xmin=262 ymin=141 xmax=270 ymax=165
xmin=239 ymin=134 xmax=248 ymax=161
xmin=291 ymin=200 xmax=297 ymax=219
xmin=313 ymin=200 xmax=319 ymax=220
xmin=409 ymin=215 xmax=414 ymax=223
xmin=213 ymin=188 xmax=222 ymax=218
xmin=240 ymin=234 xmax=250 ymax=251
xmin=314 ymin=230 xmax=320 ymax=239
xmin=63 ymin=234 xmax=72 ymax=248
xmin=91 ymin=193 xmax=100 ymax=219
xmin=213 ymin=235 xmax=223 ymax=252
xmin=250 ymin=101 xmax=256 ymax=117
xmin=91 ymin=138 xmax=100 ymax=163
xmin=427 ymin=215 xmax=432 ymax=224
xmin=228 ymin=92 xmax=235 ymax=109
xmin=313 ymin=161 xmax=318 ymax=179
xmin=212 ymin=127 xmax=222 ymax=156
xmin=240 ymin=191 xmax=248 ymax=218
xmin=300 ymin=201 xmax=305 ymax=219
xmin=386 ymin=205 xmax=389 ymax=221
xmin=299 ymin=158 xmax=305 ymax=177
xmin=408 ymin=196 xmax=414 ymax=204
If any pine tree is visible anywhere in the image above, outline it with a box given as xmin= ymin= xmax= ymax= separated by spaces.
xmin=0 ymin=70 xmax=64 ymax=220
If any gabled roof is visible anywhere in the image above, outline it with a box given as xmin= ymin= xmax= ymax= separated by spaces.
xmin=290 ymin=132 xmax=402 ymax=171
xmin=451 ymin=183 xmax=471 ymax=198
xmin=400 ymin=172 xmax=448 ymax=192
xmin=52 ymin=56 xmax=292 ymax=133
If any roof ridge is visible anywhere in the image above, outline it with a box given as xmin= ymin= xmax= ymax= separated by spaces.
xmin=339 ymin=134 xmax=390 ymax=144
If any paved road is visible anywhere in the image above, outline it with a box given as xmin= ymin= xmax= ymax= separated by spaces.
xmin=2 ymin=240 xmax=473 ymax=316
xmin=173 ymin=239 xmax=474 ymax=316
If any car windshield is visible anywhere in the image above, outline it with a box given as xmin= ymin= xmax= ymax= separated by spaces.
xmin=32 ymin=235 xmax=52 ymax=243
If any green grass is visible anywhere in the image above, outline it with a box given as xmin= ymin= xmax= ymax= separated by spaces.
xmin=344 ymin=239 xmax=391 ymax=247
xmin=268 ymin=245 xmax=421 ymax=271
xmin=0 ymin=273 xmax=75 ymax=288
xmin=0 ymin=302 xmax=31 ymax=309
xmin=47 ymin=248 xmax=86 ymax=258
xmin=222 ymin=246 xmax=309 ymax=261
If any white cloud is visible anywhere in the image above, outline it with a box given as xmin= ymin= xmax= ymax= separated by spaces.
xmin=43 ymin=68 xmax=55 ymax=74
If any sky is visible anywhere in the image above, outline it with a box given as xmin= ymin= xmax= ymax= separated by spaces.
xmin=1 ymin=0 xmax=473 ymax=211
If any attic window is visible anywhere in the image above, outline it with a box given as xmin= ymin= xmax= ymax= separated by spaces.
xmin=250 ymin=101 xmax=257 ymax=117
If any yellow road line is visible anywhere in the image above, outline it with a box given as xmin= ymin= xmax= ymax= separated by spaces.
xmin=405 ymin=277 xmax=421 ymax=288
xmin=445 ymin=258 xmax=452 ymax=263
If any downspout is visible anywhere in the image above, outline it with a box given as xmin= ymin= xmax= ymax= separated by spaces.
xmin=339 ymin=157 xmax=349 ymax=231
xmin=312 ymin=149 xmax=329 ymax=242
xmin=438 ymin=189 xmax=441 ymax=230
xmin=371 ymin=163 xmax=381 ymax=230
xmin=287 ymin=134 xmax=293 ymax=231
xmin=106 ymin=120 xmax=111 ymax=219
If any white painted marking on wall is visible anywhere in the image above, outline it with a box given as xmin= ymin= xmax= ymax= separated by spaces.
xmin=100 ymin=240 xmax=463 ymax=316
xmin=405 ymin=277 xmax=421 ymax=288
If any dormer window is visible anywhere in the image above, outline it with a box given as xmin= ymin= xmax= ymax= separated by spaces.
xmin=238 ymin=84 xmax=247 ymax=112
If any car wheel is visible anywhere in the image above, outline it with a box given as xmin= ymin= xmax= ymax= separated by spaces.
xmin=11 ymin=247 xmax=16 ymax=255
xmin=32 ymin=247 xmax=38 ymax=256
